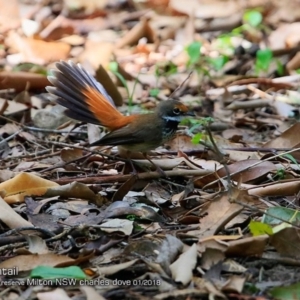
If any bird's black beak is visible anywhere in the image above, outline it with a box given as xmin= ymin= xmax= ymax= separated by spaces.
xmin=186 ymin=110 xmax=195 ymax=117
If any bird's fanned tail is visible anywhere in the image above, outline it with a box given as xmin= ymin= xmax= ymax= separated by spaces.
xmin=46 ymin=61 xmax=130 ymax=130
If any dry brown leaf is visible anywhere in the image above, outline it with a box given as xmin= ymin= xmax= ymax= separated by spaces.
xmin=270 ymin=227 xmax=300 ymax=259
xmin=45 ymin=182 xmax=105 ymax=205
xmin=0 ymin=98 xmax=8 ymax=115
xmin=165 ymin=134 xmax=205 ymax=152
xmin=0 ymin=97 xmax=28 ymax=116
xmin=7 ymin=32 xmax=70 ymax=65
xmin=99 ymin=219 xmax=133 ymax=235
xmin=64 ymin=0 xmax=108 ymax=13
xmin=20 ymin=235 xmax=49 ymax=255
xmin=195 ymin=160 xmax=276 ymax=188
xmin=78 ymin=41 xmax=113 ymax=69
xmin=248 ymin=179 xmax=300 ymax=197
xmin=225 ymin=235 xmax=268 ymax=257
xmin=0 ymin=253 xmax=74 ymax=271
xmin=268 ymin=22 xmax=300 ymax=52
xmin=149 ymin=15 xmax=186 ymax=41
xmin=59 ymin=34 xmax=85 ymax=46
xmin=116 ymin=17 xmax=154 ymax=49
xmin=169 ymin=243 xmax=198 ymax=285
xmin=263 ymin=122 xmax=300 ymax=148
xmin=0 ymin=195 xmax=33 ymax=229
xmin=61 ymin=148 xmax=83 ymax=163
xmin=95 ymin=259 xmax=138 ymax=276
xmin=95 ymin=64 xmax=123 ymax=106
xmin=0 ymin=173 xmax=59 ymax=204
xmin=222 ymin=275 xmax=246 ymax=293
xmin=87 ymin=123 xmax=102 ymax=145
xmin=0 ymin=0 xmax=20 ymax=32
xmin=170 ymin=0 xmax=240 ymax=18
xmin=201 ymin=248 xmax=225 ymax=270
xmin=156 ymin=235 xmax=184 ymax=274
xmin=187 ymin=189 xmax=245 ymax=238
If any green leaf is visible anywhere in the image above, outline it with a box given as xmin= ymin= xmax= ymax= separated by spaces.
xmin=191 ymin=133 xmax=203 ymax=144
xmin=248 ymin=220 xmax=273 ymax=236
xmin=255 ymin=48 xmax=273 ymax=73
xmin=30 ymin=266 xmax=87 ymax=280
xmin=149 ymin=88 xmax=160 ymax=97
xmin=269 ymin=282 xmax=300 ymax=299
xmin=276 ymin=59 xmax=284 ymax=76
xmin=243 ymin=10 xmax=263 ymax=27
xmin=154 ymin=62 xmax=178 ymax=77
xmin=207 ymin=56 xmax=228 ymax=71
xmin=282 ymin=153 xmax=300 ymax=169
xmin=186 ymin=41 xmax=202 ymax=65
xmin=126 ymin=214 xmax=138 ymax=221
xmin=108 ymin=61 xmax=118 ymax=73
xmin=216 ymin=35 xmax=233 ymax=49
xmin=262 ymin=207 xmax=300 ymax=225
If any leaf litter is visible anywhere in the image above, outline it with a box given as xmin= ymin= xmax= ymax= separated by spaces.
xmin=1 ymin=0 xmax=300 ymax=299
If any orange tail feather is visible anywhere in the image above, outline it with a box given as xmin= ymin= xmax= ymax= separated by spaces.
xmin=82 ymin=86 xmax=135 ymax=130
xmin=47 ymin=61 xmax=130 ymax=130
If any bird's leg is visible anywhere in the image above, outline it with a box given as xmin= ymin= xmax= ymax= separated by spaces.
xmin=143 ymin=153 xmax=167 ymax=177
xmin=124 ymin=150 xmax=138 ymax=175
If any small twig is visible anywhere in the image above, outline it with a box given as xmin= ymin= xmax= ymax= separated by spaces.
xmin=0 ymin=226 xmax=55 ymax=238
xmin=223 ymin=147 xmax=295 ymax=152
xmin=0 ymin=242 xmax=27 ymax=252
xmin=0 ymin=129 xmax=23 ymax=146
xmin=202 ymin=124 xmax=233 ymax=196
xmin=25 ymin=126 xmax=88 ymax=134
xmin=40 ymin=152 xmax=93 ymax=173
xmin=204 ymin=146 xmax=300 ymax=189
xmin=168 ymin=71 xmax=193 ymax=99
xmin=233 ymin=199 xmax=300 ymax=229
xmin=45 ymin=228 xmax=72 ymax=242
xmin=53 ymin=169 xmax=211 ymax=185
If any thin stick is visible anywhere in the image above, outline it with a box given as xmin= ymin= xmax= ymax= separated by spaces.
xmin=168 ymin=71 xmax=193 ymax=99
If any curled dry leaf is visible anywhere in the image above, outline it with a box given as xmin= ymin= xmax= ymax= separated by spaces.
xmin=170 ymin=243 xmax=198 ymax=285
xmin=156 ymin=235 xmax=184 ymax=274
xmin=95 ymin=64 xmax=123 ymax=106
xmin=0 ymin=173 xmax=59 ymax=204
xmin=99 ymin=219 xmax=133 ymax=235
xmin=116 ymin=17 xmax=155 ymax=49
xmin=45 ymin=182 xmax=106 ymax=205
xmin=248 ymin=179 xmax=300 ymax=197
xmin=133 ymin=157 xmax=186 ymax=170
xmin=0 ymin=195 xmax=33 ymax=229
xmin=61 ymin=148 xmax=83 ymax=163
xmin=94 ymin=259 xmax=138 ymax=276
xmin=23 ymin=235 xmax=49 ymax=255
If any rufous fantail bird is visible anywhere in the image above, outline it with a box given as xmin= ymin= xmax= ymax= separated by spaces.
xmin=46 ymin=61 xmax=194 ymax=174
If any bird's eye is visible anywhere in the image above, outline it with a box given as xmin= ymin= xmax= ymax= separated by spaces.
xmin=173 ymin=107 xmax=181 ymax=115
